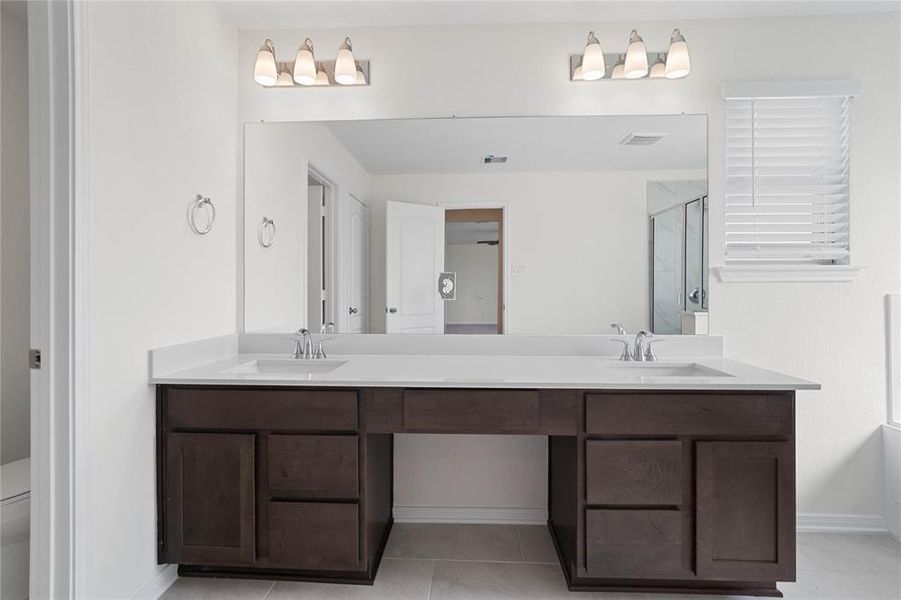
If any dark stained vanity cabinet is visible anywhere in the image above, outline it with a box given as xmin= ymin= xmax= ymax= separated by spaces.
xmin=157 ymin=385 xmax=796 ymax=596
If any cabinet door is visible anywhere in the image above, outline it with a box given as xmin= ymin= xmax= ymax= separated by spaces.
xmin=164 ymin=433 xmax=255 ymax=565
xmin=696 ymin=441 xmax=795 ymax=581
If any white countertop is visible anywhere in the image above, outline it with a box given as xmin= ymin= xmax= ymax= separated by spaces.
xmin=150 ymin=353 xmax=819 ymax=391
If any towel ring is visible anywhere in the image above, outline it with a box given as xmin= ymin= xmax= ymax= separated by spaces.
xmin=187 ymin=195 xmax=216 ymax=235
xmin=258 ymin=216 xmax=276 ymax=248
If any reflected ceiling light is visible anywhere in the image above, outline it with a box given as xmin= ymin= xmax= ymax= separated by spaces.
xmin=580 ymin=31 xmax=605 ymax=81
xmin=611 ymin=54 xmax=626 ymax=80
xmin=315 ymin=62 xmax=330 ymax=86
xmin=253 ymin=39 xmax=278 ymax=86
xmin=665 ymin=29 xmax=691 ymax=79
xmin=293 ymin=38 xmax=317 ymax=85
xmin=623 ymin=29 xmax=648 ymax=79
xmin=649 ymin=53 xmax=666 ymax=79
xmin=335 ymin=37 xmax=358 ymax=85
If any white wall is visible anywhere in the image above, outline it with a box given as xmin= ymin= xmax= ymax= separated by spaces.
xmin=243 ymin=122 xmax=370 ymax=333
xmin=0 ymin=4 xmax=30 ymax=465
xmin=371 ymin=170 xmax=705 ymax=335
xmin=445 ymin=243 xmax=498 ymax=326
xmin=239 ymin=13 xmax=901 ymax=524
xmin=83 ymin=2 xmax=237 ymax=597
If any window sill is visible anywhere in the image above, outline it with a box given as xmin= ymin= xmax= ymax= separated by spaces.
xmin=713 ymin=265 xmax=864 ymax=283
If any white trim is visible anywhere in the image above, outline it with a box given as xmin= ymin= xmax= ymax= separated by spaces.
xmin=722 ymin=79 xmax=862 ymax=99
xmin=28 ymin=1 xmax=78 ymax=597
xmin=393 ymin=505 xmax=547 ymax=525
xmin=796 ymin=512 xmax=888 ymax=534
xmin=130 ymin=565 xmax=178 ymax=600
xmin=436 ymin=200 xmax=512 ymax=333
xmin=887 ymin=295 xmax=901 ymax=427
xmin=713 ymin=265 xmax=863 ymax=283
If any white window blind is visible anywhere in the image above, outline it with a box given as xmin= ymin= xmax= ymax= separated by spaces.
xmin=724 ymin=95 xmax=851 ymax=264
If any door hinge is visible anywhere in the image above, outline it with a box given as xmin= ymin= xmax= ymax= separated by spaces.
xmin=29 ymin=349 xmax=41 ymax=370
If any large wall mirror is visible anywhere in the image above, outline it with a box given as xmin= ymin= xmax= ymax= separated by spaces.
xmin=243 ymin=115 xmax=708 ymax=335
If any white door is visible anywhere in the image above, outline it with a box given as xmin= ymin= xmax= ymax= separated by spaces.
xmin=347 ymin=196 xmax=369 ymax=333
xmin=385 ymin=201 xmax=445 ymax=333
xmin=307 ymin=184 xmax=324 ymax=329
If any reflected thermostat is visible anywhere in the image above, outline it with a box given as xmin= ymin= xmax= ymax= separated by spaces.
xmin=438 ymin=272 xmax=456 ymax=300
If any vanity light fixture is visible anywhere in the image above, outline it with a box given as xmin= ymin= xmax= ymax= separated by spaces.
xmin=293 ymin=38 xmax=317 ymax=85
xmin=569 ymin=29 xmax=690 ymax=81
xmin=315 ymin=62 xmax=330 ymax=86
xmin=623 ymin=29 xmax=649 ymax=79
xmin=355 ymin=65 xmax=367 ymax=85
xmin=665 ymin=29 xmax=691 ymax=79
xmin=611 ymin=55 xmax=626 ymax=80
xmin=334 ymin=37 xmax=358 ymax=85
xmin=649 ymin=53 xmax=666 ymax=79
xmin=580 ymin=31 xmax=605 ymax=81
xmin=253 ymin=39 xmax=278 ymax=86
xmin=276 ymin=64 xmax=294 ymax=87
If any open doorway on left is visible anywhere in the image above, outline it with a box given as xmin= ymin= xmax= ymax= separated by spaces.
xmin=307 ymin=170 xmax=332 ymax=331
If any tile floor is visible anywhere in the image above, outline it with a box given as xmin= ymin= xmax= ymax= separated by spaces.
xmin=161 ymin=524 xmax=901 ymax=600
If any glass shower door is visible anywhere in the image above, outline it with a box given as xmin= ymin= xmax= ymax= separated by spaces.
xmin=651 ymin=207 xmax=684 ymax=334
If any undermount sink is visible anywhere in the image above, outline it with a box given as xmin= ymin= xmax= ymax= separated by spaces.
xmin=607 ymin=362 xmax=732 ymax=378
xmin=226 ymin=359 xmax=348 ymax=376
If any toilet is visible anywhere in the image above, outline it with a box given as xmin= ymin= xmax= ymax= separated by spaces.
xmin=1 ymin=458 xmax=30 ymax=600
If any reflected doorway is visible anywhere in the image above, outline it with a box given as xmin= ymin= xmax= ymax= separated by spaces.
xmin=444 ymin=209 xmax=504 ymax=334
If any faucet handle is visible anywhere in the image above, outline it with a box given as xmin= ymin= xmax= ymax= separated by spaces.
xmin=610 ymin=323 xmax=627 ymax=335
xmin=644 ymin=338 xmax=665 ymax=362
xmin=610 ymin=339 xmax=633 ymax=361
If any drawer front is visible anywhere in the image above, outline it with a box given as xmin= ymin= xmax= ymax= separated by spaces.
xmin=269 ymin=435 xmax=359 ymax=499
xmin=586 ymin=393 xmax=792 ymax=437
xmin=165 ymin=388 xmax=358 ymax=432
xmin=268 ymin=501 xmax=360 ymax=570
xmin=586 ymin=440 xmax=682 ymax=506
xmin=585 ymin=509 xmax=683 ymax=577
xmin=403 ymin=389 xmax=540 ymax=432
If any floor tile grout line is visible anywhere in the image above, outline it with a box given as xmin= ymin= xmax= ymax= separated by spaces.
xmin=426 ymin=559 xmax=436 ymax=600
xmin=260 ymin=580 xmax=276 ymax=600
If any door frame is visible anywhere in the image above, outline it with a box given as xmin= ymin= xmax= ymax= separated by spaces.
xmin=438 ymin=201 xmax=511 ymax=334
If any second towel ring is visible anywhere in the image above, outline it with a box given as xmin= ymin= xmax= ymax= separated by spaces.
xmin=187 ymin=194 xmax=216 ymax=235
xmin=258 ymin=216 xmax=276 ymax=248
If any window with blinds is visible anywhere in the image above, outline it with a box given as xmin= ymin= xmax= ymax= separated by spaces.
xmin=724 ymin=95 xmax=851 ymax=265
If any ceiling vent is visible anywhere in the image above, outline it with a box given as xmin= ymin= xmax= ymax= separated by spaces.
xmin=620 ymin=133 xmax=667 ymax=146
xmin=482 ymin=154 xmax=508 ymax=164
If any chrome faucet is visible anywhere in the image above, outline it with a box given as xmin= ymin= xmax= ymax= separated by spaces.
xmin=632 ymin=331 xmax=651 ymax=362
xmin=610 ymin=323 xmax=626 ymax=335
xmin=314 ymin=322 xmax=335 ymax=359
xmin=291 ymin=328 xmax=313 ymax=359
xmin=609 ymin=323 xmax=632 ymax=361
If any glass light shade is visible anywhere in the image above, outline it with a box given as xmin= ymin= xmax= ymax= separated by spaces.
xmin=276 ymin=69 xmax=294 ymax=87
xmin=611 ymin=55 xmax=625 ymax=80
xmin=572 ymin=64 xmax=583 ymax=81
xmin=665 ymin=29 xmax=690 ymax=79
xmin=315 ymin=64 xmax=330 ymax=85
xmin=334 ymin=37 xmax=358 ymax=85
xmin=253 ymin=39 xmax=278 ymax=86
xmin=649 ymin=54 xmax=666 ymax=79
xmin=623 ymin=29 xmax=648 ymax=79
xmin=293 ymin=38 xmax=317 ymax=85
xmin=355 ymin=67 xmax=367 ymax=85
xmin=580 ymin=31 xmax=605 ymax=81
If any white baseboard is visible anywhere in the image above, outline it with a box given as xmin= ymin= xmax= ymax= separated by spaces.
xmin=131 ymin=564 xmax=177 ymax=600
xmin=797 ymin=512 xmax=889 ymax=534
xmin=393 ymin=506 xmax=547 ymax=525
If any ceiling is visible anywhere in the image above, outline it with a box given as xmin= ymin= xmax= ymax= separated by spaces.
xmin=219 ymin=1 xmax=899 ymax=30
xmin=324 ymin=115 xmax=707 ymax=174
xmin=447 ymin=221 xmax=499 ymax=245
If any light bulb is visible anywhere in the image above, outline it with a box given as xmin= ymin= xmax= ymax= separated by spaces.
xmin=649 ymin=53 xmax=666 ymax=79
xmin=315 ymin=63 xmax=330 ymax=85
xmin=355 ymin=66 xmax=367 ymax=85
xmin=253 ymin=39 xmax=278 ymax=86
xmin=665 ymin=29 xmax=690 ymax=79
xmin=580 ymin=31 xmax=605 ymax=81
xmin=293 ymin=38 xmax=316 ymax=86
xmin=611 ymin=55 xmax=625 ymax=79
xmin=335 ymin=37 xmax=358 ymax=85
xmin=572 ymin=63 xmax=583 ymax=81
xmin=624 ymin=29 xmax=648 ymax=79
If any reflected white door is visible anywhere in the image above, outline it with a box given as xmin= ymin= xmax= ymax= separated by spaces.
xmin=385 ymin=201 xmax=445 ymax=333
xmin=347 ymin=196 xmax=369 ymax=333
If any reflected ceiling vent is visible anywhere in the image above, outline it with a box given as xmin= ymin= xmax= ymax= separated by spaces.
xmin=620 ymin=133 xmax=667 ymax=146
xmin=482 ymin=154 xmax=508 ymax=164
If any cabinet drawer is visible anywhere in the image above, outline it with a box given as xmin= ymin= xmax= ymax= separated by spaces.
xmin=585 ymin=509 xmax=683 ymax=577
xmin=268 ymin=501 xmax=360 ymax=570
xmin=165 ymin=388 xmax=358 ymax=432
xmin=403 ymin=389 xmax=540 ymax=432
xmin=585 ymin=393 xmax=792 ymax=437
xmin=586 ymin=440 xmax=682 ymax=506
xmin=269 ymin=435 xmax=358 ymax=499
